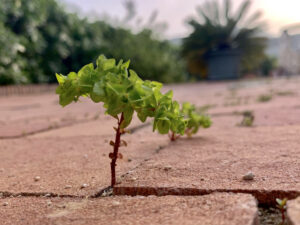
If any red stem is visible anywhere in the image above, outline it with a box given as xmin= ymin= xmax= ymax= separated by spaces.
xmin=169 ymin=132 xmax=180 ymax=141
xmin=281 ymin=209 xmax=285 ymax=223
xmin=110 ymin=112 xmax=124 ymax=187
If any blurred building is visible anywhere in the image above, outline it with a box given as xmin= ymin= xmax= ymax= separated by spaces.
xmin=266 ymin=23 xmax=300 ymax=75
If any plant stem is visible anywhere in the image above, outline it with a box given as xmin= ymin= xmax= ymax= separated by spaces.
xmin=110 ymin=112 xmax=124 ymax=187
xmin=169 ymin=131 xmax=180 ymax=141
xmin=281 ymin=209 xmax=285 ymax=224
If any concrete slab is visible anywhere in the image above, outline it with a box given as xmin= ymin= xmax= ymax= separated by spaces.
xmin=0 ymin=94 xmax=104 ymax=138
xmin=0 ymin=126 xmax=168 ymax=196
xmin=115 ymin=126 xmax=300 ymax=204
xmin=287 ymin=197 xmax=300 ymax=225
xmin=0 ymin=193 xmax=259 ymax=225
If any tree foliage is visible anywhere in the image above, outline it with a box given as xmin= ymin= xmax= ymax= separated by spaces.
xmin=0 ymin=0 xmax=185 ymax=85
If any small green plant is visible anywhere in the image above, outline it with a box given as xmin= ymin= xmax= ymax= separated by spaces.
xmin=181 ymin=102 xmax=212 ymax=139
xmin=276 ymin=198 xmax=287 ymax=224
xmin=168 ymin=102 xmax=211 ymax=141
xmin=56 ymin=55 xmax=198 ymax=187
xmin=257 ymin=94 xmax=272 ymax=102
xmin=276 ymin=91 xmax=295 ymax=96
xmin=197 ymin=104 xmax=216 ymax=114
xmin=239 ymin=110 xmax=254 ymax=127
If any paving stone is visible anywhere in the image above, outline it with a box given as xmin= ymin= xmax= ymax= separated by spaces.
xmin=30 ymin=115 xmax=147 ymax=138
xmin=115 ymin=125 xmax=300 ymax=204
xmin=0 ymin=125 xmax=168 ymax=196
xmin=0 ymin=94 xmax=104 ymax=138
xmin=0 ymin=193 xmax=259 ymax=225
xmin=287 ymin=197 xmax=300 ymax=225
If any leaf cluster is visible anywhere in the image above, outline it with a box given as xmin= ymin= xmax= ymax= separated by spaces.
xmin=181 ymin=102 xmax=212 ymax=137
xmin=0 ymin=0 xmax=185 ymax=85
xmin=56 ymin=55 xmax=187 ymax=135
xmin=276 ymin=198 xmax=287 ymax=210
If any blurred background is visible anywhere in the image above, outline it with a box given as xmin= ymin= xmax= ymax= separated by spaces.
xmin=0 ymin=0 xmax=299 ymax=85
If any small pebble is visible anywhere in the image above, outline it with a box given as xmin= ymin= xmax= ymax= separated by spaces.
xmin=0 ymin=168 xmax=4 ymax=172
xmin=44 ymin=193 xmax=51 ymax=197
xmin=3 ymin=202 xmax=8 ymax=206
xmin=243 ymin=172 xmax=255 ymax=181
xmin=64 ymin=185 xmax=72 ymax=189
xmin=164 ymin=165 xmax=172 ymax=171
xmin=81 ymin=183 xmax=88 ymax=189
xmin=47 ymin=201 xmax=52 ymax=206
xmin=112 ymin=201 xmax=121 ymax=206
xmin=128 ymin=177 xmax=137 ymax=181
xmin=34 ymin=176 xmax=40 ymax=182
xmin=58 ymin=204 xmax=66 ymax=209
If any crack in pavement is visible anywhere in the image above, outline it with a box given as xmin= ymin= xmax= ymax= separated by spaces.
xmin=0 ymin=191 xmax=84 ymax=199
xmin=0 ymin=119 xmax=151 ymax=140
xmin=0 ymin=140 xmax=169 ymax=200
xmin=114 ymin=186 xmax=300 ymax=206
xmin=2 ymin=131 xmax=297 ymax=208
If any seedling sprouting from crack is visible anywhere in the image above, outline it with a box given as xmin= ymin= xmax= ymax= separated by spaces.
xmin=276 ymin=198 xmax=287 ymax=224
xmin=169 ymin=102 xmax=212 ymax=141
xmin=56 ymin=55 xmax=196 ymax=187
xmin=257 ymin=94 xmax=272 ymax=102
xmin=239 ymin=110 xmax=254 ymax=127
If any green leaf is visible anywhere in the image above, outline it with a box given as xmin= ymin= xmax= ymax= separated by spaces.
xmin=93 ymin=81 xmax=105 ymax=97
xmin=156 ymin=117 xmax=170 ymax=134
xmin=120 ymin=107 xmax=134 ymax=128
xmin=56 ymin=73 xmax=65 ymax=84
xmin=103 ymin=58 xmax=116 ymax=71
xmin=121 ymin=60 xmax=130 ymax=70
xmin=129 ymin=70 xmax=142 ymax=83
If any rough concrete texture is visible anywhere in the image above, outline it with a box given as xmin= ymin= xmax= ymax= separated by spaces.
xmin=0 ymin=94 xmax=103 ymax=138
xmin=287 ymin=197 xmax=300 ymax=225
xmin=116 ymin=125 xmax=300 ymax=204
xmin=0 ymin=126 xmax=168 ymax=196
xmin=1 ymin=77 xmax=300 ymax=223
xmin=0 ymin=193 xmax=258 ymax=225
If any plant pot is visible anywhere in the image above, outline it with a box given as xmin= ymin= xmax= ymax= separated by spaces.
xmin=207 ymin=49 xmax=241 ymax=80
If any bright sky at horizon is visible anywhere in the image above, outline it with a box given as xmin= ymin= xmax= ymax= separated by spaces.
xmin=60 ymin=0 xmax=300 ymax=39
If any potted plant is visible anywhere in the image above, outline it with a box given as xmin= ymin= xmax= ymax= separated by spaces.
xmin=182 ymin=0 xmax=267 ymax=80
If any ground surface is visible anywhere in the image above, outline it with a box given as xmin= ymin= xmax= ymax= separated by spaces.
xmin=0 ymin=77 xmax=299 ymax=224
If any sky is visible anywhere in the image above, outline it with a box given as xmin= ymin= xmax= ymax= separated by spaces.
xmin=60 ymin=0 xmax=300 ymax=39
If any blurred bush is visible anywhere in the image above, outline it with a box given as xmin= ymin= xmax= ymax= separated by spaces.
xmin=0 ymin=0 xmax=185 ymax=85
xmin=260 ymin=56 xmax=277 ymax=76
xmin=182 ymin=0 xmax=267 ymax=78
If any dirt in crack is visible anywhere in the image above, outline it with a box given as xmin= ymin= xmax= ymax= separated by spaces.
xmin=259 ymin=206 xmax=287 ymax=225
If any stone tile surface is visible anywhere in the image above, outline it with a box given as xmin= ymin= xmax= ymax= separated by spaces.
xmin=0 ymin=126 xmax=168 ymax=196
xmin=116 ymin=125 xmax=300 ymax=204
xmin=0 ymin=193 xmax=258 ymax=225
xmin=287 ymin=197 xmax=300 ymax=225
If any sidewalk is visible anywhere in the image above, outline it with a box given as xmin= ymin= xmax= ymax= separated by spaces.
xmin=0 ymin=78 xmax=299 ymax=224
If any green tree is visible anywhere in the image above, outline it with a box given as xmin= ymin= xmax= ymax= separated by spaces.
xmin=0 ymin=0 xmax=185 ymax=85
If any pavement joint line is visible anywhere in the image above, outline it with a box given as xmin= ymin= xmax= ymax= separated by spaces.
xmin=0 ymin=118 xmax=96 ymax=140
xmin=0 ymin=191 xmax=85 ymax=199
xmin=90 ymin=186 xmax=113 ymax=198
xmin=0 ymin=143 xmax=170 ymax=200
xmin=0 ymin=118 xmax=151 ymax=140
xmin=113 ymin=186 xmax=300 ymax=206
xmin=128 ymin=122 xmax=151 ymax=134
